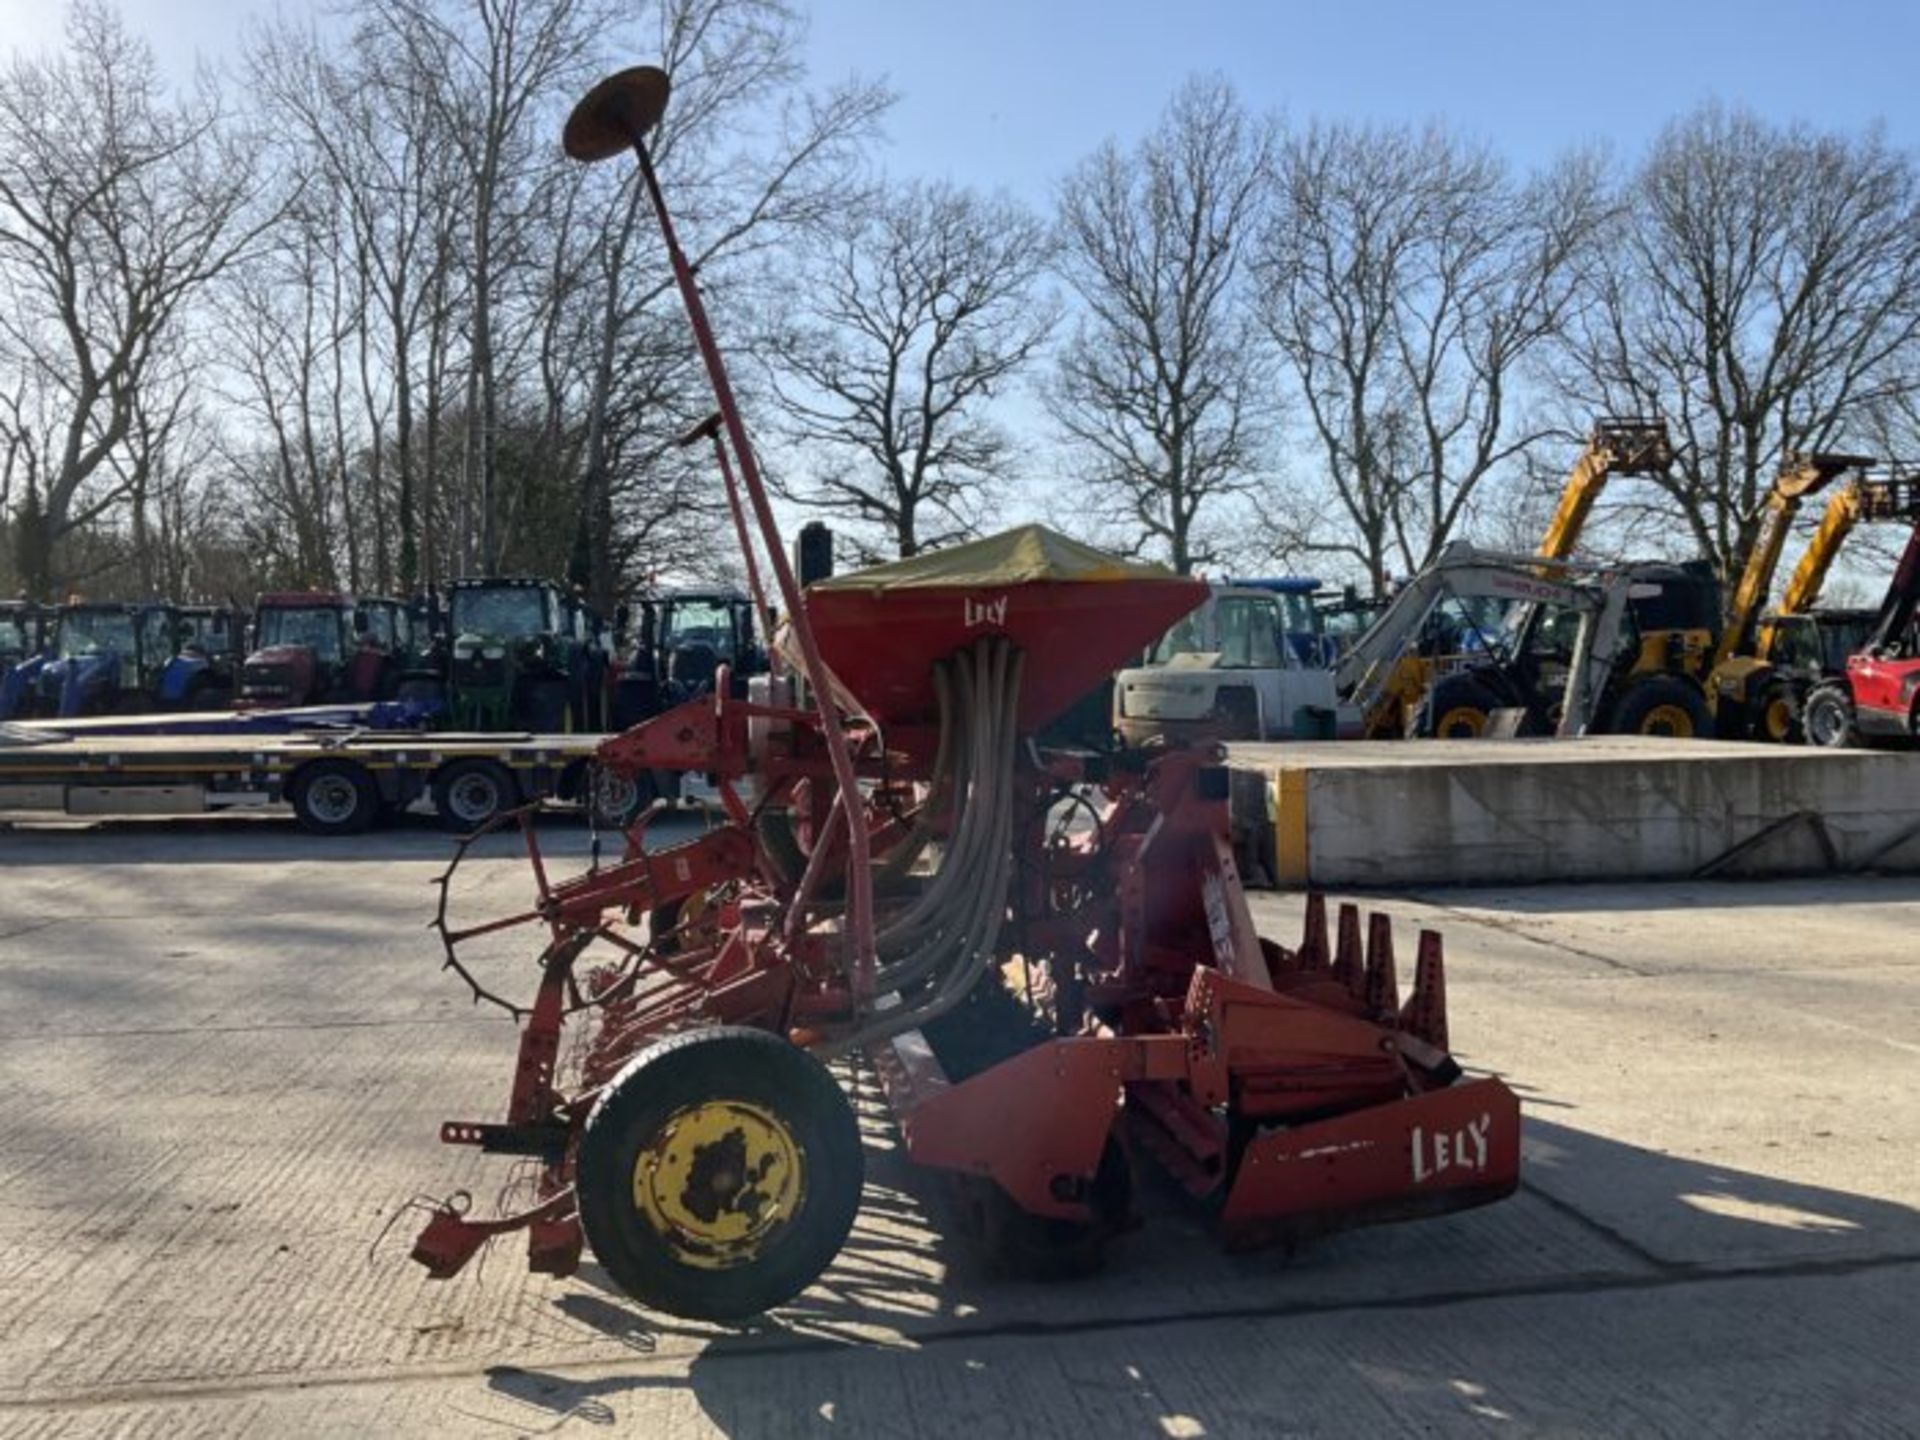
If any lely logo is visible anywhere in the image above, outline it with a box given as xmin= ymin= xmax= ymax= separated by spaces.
xmin=964 ymin=594 xmax=1009 ymax=628
xmin=1410 ymin=1111 xmax=1494 ymax=1184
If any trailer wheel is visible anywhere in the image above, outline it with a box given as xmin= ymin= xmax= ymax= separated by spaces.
xmin=1606 ymin=675 xmax=1715 ymax=738
xmin=289 ymin=760 xmax=380 ymax=836
xmin=587 ymin=763 xmax=655 ymax=829
xmin=432 ymin=759 xmax=516 ymax=834
xmin=1803 ymin=684 xmax=1859 ymax=749
xmin=576 ymin=1026 xmax=863 ymax=1321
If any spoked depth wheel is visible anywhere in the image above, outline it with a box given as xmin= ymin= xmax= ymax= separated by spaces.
xmin=576 ymin=1026 xmax=863 ymax=1321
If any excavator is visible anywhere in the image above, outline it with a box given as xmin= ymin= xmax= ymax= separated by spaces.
xmin=1345 ymin=418 xmax=1674 ymax=738
xmin=1335 ymin=542 xmax=1647 ymax=738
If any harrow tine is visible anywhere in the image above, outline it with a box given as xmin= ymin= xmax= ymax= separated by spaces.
xmin=1400 ymin=929 xmax=1450 ymax=1052
xmin=1364 ymin=913 xmax=1399 ymax=1017
xmin=1333 ymin=902 xmax=1364 ymax=997
xmin=1297 ymin=893 xmax=1329 ymax=972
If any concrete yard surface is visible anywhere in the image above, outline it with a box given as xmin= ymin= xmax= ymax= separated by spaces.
xmin=0 ymin=817 xmax=1917 ymax=1437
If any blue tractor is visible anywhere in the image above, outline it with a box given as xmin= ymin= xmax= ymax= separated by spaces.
xmin=27 ymin=602 xmax=179 ymax=719
xmin=0 ymin=601 xmax=54 ymax=719
xmin=156 ymin=604 xmax=245 ymax=711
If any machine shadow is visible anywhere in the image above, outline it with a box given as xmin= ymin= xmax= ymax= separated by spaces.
xmin=501 ymin=1098 xmax=1920 ymax=1439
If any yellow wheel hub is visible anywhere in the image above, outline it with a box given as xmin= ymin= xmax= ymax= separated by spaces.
xmin=1640 ymin=703 xmax=1695 ymax=737
xmin=632 ymin=1099 xmax=804 ymax=1269
xmin=1436 ymin=705 xmax=1489 ymax=738
xmin=1764 ymin=697 xmax=1794 ymax=741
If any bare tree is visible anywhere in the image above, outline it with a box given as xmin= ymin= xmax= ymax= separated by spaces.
xmin=1551 ymin=103 xmax=1920 ymax=580
xmin=0 ymin=2 xmax=274 ymax=598
xmin=766 ymin=180 xmax=1056 ymax=557
xmin=1047 ymin=76 xmax=1274 ymax=575
xmin=1257 ymin=123 xmax=1607 ymax=596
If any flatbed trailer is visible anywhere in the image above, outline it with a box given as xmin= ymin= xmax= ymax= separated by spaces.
xmin=0 ymin=725 xmax=633 ymax=835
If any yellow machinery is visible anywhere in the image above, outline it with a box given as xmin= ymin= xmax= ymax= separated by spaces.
xmin=1704 ymin=453 xmax=1877 ymax=738
xmin=1348 ymin=419 xmax=1676 ymax=739
xmin=1536 ymin=417 xmax=1674 ymax=561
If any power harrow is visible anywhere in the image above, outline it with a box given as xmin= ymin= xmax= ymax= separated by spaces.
xmin=406 ymin=64 xmax=1521 ymax=1322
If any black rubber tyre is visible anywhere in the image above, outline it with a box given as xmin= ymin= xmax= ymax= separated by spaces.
xmin=1802 ymin=683 xmax=1859 ymax=750
xmin=527 ymin=680 xmax=571 ymax=734
xmin=576 ymin=1026 xmax=864 ymax=1321
xmin=1417 ymin=674 xmax=1502 ymax=739
xmin=586 ymin=763 xmax=655 ymax=830
xmin=431 ymin=758 xmax=516 ymax=834
xmin=289 ymin=759 xmax=380 ymax=836
xmin=1604 ymin=675 xmax=1715 ymax=738
xmin=1754 ymin=680 xmax=1804 ymax=745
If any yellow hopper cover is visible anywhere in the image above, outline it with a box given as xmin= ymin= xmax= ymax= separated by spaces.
xmin=812 ymin=524 xmax=1176 ymax=592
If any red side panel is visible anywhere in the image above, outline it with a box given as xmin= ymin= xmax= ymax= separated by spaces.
xmin=1219 ymin=1076 xmax=1521 ymax=1245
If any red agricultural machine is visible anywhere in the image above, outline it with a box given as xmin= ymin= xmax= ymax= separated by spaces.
xmin=406 ymin=66 xmax=1521 ymax=1321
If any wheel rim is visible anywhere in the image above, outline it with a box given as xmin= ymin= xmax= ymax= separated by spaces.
xmin=593 ymin=768 xmax=639 ymax=824
xmin=1435 ymin=705 xmax=1488 ymax=738
xmin=307 ymin=775 xmax=359 ymax=825
xmin=447 ymin=773 xmax=500 ymax=824
xmin=1638 ymin=703 xmax=1695 ymax=737
xmin=1808 ymin=700 xmax=1842 ymax=746
xmin=632 ymin=1099 xmax=805 ymax=1270
xmin=1763 ymin=696 xmax=1795 ymax=742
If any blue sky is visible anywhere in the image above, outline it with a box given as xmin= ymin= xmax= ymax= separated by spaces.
xmin=4 ymin=0 xmax=1917 ymax=192
xmin=808 ymin=0 xmax=1915 ymax=196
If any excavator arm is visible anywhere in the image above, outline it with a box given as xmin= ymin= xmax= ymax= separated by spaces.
xmin=1536 ymin=416 xmax=1673 ymax=563
xmin=1717 ymin=453 xmax=1875 ymax=671
xmin=1335 ymin=542 xmax=1613 ymax=737
xmin=1755 ymin=469 xmax=1920 ymax=660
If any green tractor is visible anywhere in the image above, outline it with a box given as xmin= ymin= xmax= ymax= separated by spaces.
xmin=443 ymin=577 xmax=605 ymax=732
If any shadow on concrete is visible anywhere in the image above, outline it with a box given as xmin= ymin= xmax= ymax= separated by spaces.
xmin=1410 ymin=873 xmax=1920 ymax=913
xmin=0 ymin=808 xmax=718 ymax=865
xmin=472 ymin=1110 xmax=1920 ymax=1438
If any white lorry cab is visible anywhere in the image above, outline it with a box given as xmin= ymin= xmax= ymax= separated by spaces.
xmin=1112 ymin=581 xmax=1354 ymax=745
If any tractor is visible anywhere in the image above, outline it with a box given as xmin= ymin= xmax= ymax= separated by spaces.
xmin=443 ymin=577 xmax=598 ymax=732
xmin=610 ymin=585 xmax=764 ymax=732
xmin=403 ymin=65 xmax=1522 ymax=1324
xmin=239 ymin=592 xmax=400 ymax=709
xmin=157 ymin=604 xmax=245 ymax=711
xmin=0 ymin=601 xmax=54 ymax=718
xmin=27 ymin=602 xmax=180 ymax=719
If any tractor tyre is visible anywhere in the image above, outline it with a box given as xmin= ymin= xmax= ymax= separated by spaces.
xmin=1802 ymin=684 xmax=1860 ymax=750
xmin=576 ymin=1025 xmax=864 ymax=1322
xmin=1755 ymin=680 xmax=1804 ymax=745
xmin=527 ymin=680 xmax=571 ymax=734
xmin=1416 ymin=674 xmax=1502 ymax=739
xmin=586 ymin=763 xmax=655 ymax=830
xmin=432 ymin=759 xmax=517 ymax=834
xmin=289 ymin=760 xmax=381 ymax=837
xmin=1605 ymin=675 xmax=1715 ymax=739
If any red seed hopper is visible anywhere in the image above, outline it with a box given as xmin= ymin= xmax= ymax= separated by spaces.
xmin=804 ymin=525 xmax=1209 ymax=732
